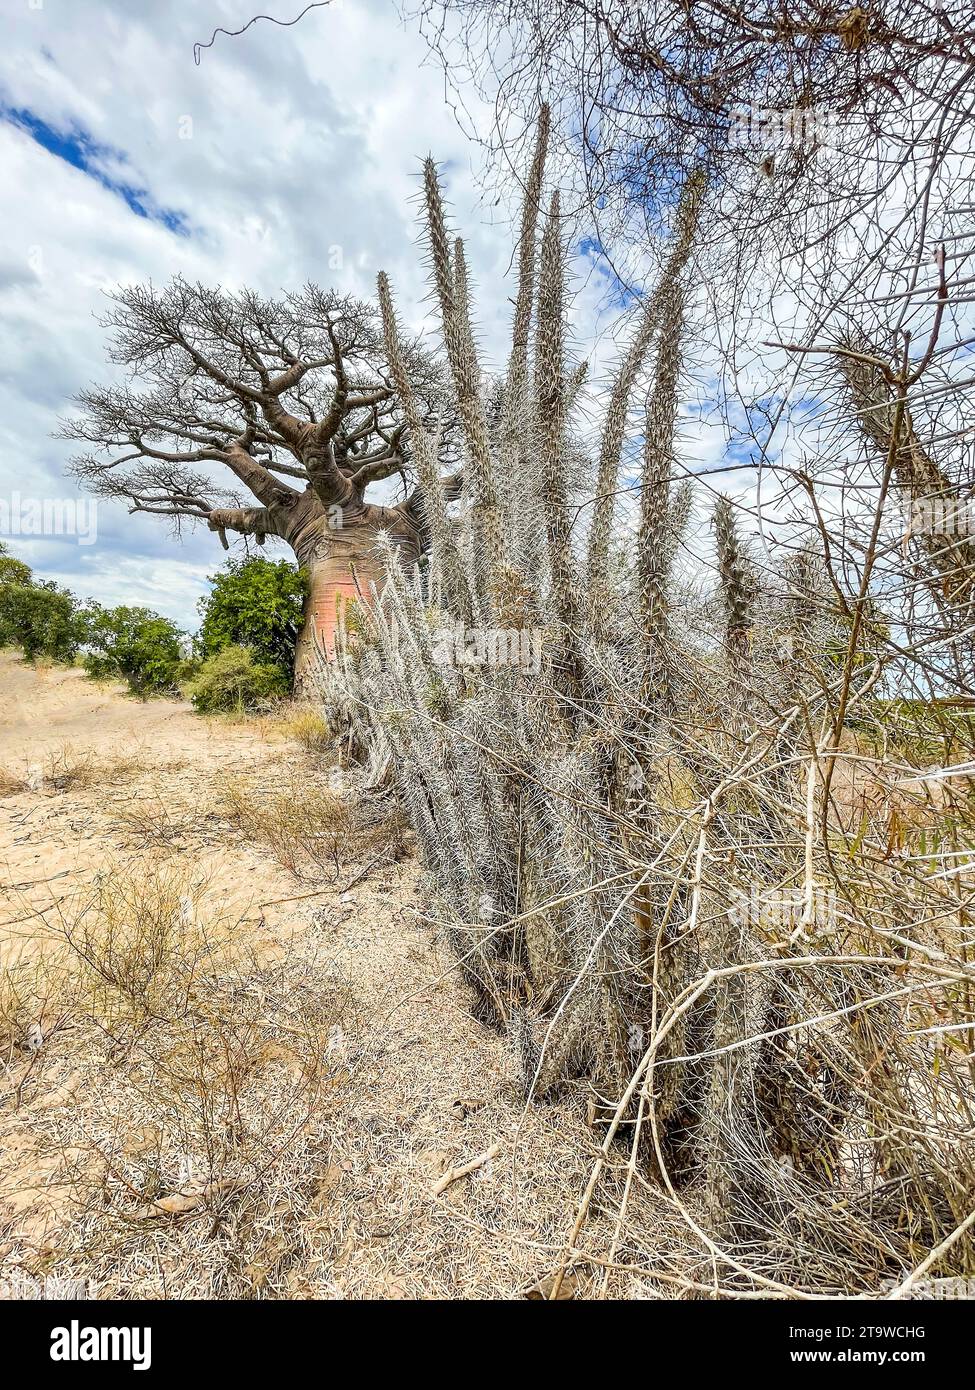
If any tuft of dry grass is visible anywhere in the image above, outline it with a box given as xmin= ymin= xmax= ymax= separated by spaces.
xmin=277 ymin=707 xmax=333 ymax=756
xmin=2 ymin=743 xmax=173 ymax=797
xmin=0 ymin=767 xmax=26 ymax=798
xmin=0 ymin=857 xmax=355 ymax=1295
xmin=52 ymin=860 xmax=223 ymax=1028
xmin=112 ymin=797 xmax=196 ymax=850
xmin=217 ymin=769 xmax=407 ymax=879
xmin=41 ymin=744 xmax=97 ymax=793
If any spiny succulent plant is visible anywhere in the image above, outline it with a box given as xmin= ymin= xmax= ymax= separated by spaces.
xmin=309 ymin=120 xmax=969 ymax=1281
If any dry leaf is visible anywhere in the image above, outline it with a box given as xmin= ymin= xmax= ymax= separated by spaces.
xmin=524 ymin=1271 xmax=580 ymax=1300
xmin=123 ymin=1125 xmax=161 ymax=1157
xmin=377 ymin=1274 xmax=412 ymax=1299
xmin=450 ymin=1096 xmax=485 ymax=1120
xmin=129 ymin=1176 xmax=248 ymax=1222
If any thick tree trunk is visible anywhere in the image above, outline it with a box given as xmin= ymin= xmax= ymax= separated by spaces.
xmin=293 ymin=513 xmax=420 ymax=688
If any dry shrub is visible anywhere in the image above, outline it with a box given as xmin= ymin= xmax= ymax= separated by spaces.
xmin=4 ymin=744 xmax=159 ymax=797
xmin=0 ymin=957 xmax=64 ymax=1061
xmin=113 ymin=797 xmax=194 ymax=849
xmin=1 ymin=858 xmax=354 ymax=1295
xmin=42 ymin=744 xmax=97 ymax=792
xmin=49 ymin=860 xmax=223 ymax=1029
xmin=277 ymin=707 xmax=332 ymax=756
xmin=218 ymin=769 xmax=406 ymax=878
xmin=0 ymin=767 xmax=26 ymax=798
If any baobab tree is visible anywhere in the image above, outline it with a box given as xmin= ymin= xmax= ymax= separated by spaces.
xmin=63 ymin=278 xmax=452 ymax=681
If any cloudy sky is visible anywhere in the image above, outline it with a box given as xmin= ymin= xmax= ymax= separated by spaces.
xmin=2 ymin=2 xmax=960 ymax=641
xmin=0 ymin=0 xmax=635 ymax=627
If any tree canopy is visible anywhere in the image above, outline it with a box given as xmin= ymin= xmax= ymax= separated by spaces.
xmin=62 ymin=279 xmax=452 ymax=564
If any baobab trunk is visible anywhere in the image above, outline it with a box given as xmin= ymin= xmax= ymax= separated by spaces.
xmin=292 ymin=511 xmax=420 ymax=687
xmin=209 ymin=487 xmax=423 ymax=690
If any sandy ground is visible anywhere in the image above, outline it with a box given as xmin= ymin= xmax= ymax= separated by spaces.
xmin=0 ymin=652 xmax=653 ymax=1300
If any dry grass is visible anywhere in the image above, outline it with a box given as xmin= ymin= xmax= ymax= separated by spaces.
xmin=0 ymin=661 xmax=670 ymax=1299
xmin=2 ymin=844 xmax=630 ymax=1301
xmin=0 ymin=743 xmax=179 ymax=798
xmin=40 ymin=744 xmax=97 ymax=793
xmin=218 ymin=768 xmax=407 ymax=879
xmin=223 ymin=704 xmax=335 ymax=758
xmin=112 ymin=797 xmax=197 ymax=850
xmin=5 ymin=659 xmax=625 ymax=1300
xmin=0 ymin=857 xmax=356 ymax=1296
xmin=50 ymin=860 xmax=224 ymax=1028
xmin=275 ymin=706 xmax=333 ymax=756
xmin=0 ymin=768 xmax=26 ymax=798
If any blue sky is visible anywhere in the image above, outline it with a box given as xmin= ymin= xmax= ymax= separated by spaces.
xmin=0 ymin=0 xmax=543 ymax=628
xmin=1 ymin=102 xmax=191 ymax=232
xmin=0 ymin=0 xmax=746 ymax=630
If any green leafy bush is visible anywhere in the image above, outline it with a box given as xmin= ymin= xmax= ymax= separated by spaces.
xmin=83 ymin=604 xmax=189 ymax=698
xmin=197 ymin=557 xmax=307 ymax=684
xmin=186 ymin=645 xmax=287 ymax=714
xmin=0 ymin=543 xmax=32 ymax=590
xmin=0 ymin=579 xmax=83 ymax=662
xmin=0 ymin=544 xmax=34 ymax=648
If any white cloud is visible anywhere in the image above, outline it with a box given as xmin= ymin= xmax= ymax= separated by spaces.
xmin=0 ymin=0 xmax=556 ymax=627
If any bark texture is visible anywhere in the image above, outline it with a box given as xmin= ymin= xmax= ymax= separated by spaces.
xmin=293 ymin=506 xmax=420 ymax=680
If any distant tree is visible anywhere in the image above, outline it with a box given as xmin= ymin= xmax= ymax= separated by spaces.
xmin=0 ymin=543 xmax=34 ymax=648
xmin=62 ymin=279 xmax=455 ymax=686
xmin=0 ymin=580 xmax=83 ymax=663
xmin=82 ymin=604 xmax=188 ymax=698
xmin=197 ymin=556 xmax=308 ymax=686
xmin=0 ymin=542 xmax=32 ymax=589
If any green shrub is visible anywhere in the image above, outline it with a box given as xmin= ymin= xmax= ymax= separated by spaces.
xmin=82 ymin=604 xmax=189 ymax=698
xmin=0 ymin=544 xmax=34 ymax=648
xmin=197 ymin=557 xmax=307 ymax=684
xmin=0 ymin=580 xmax=83 ymax=662
xmin=0 ymin=543 xmax=32 ymax=590
xmin=186 ymin=645 xmax=287 ymax=713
